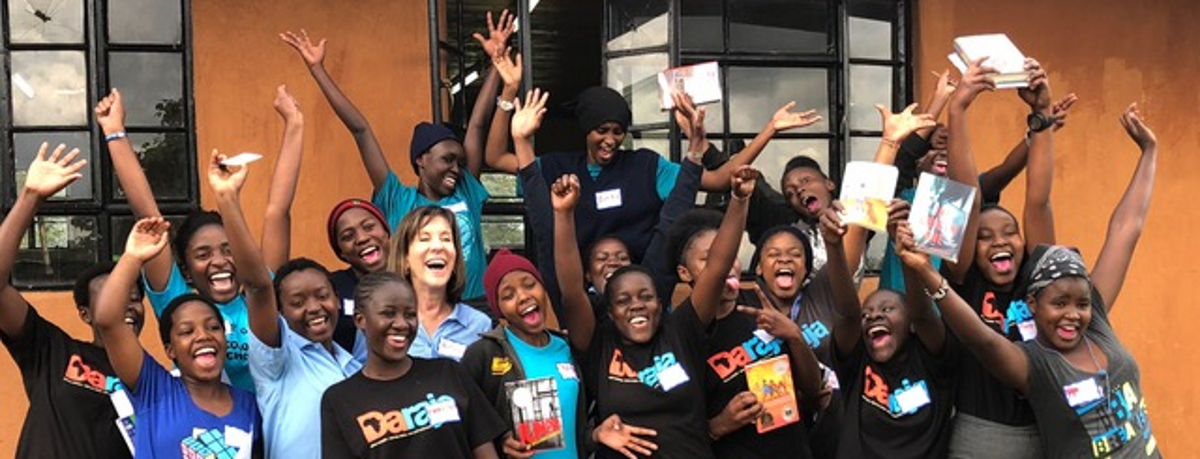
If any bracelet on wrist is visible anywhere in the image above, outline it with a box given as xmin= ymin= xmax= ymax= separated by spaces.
xmin=105 ymin=131 xmax=127 ymax=142
xmin=923 ymin=277 xmax=950 ymax=301
xmin=880 ymin=137 xmax=899 ymax=149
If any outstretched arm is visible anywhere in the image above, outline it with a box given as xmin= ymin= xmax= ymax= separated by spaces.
xmin=95 ymin=90 xmax=175 ymax=291
xmin=468 ymin=10 xmax=516 ymax=176
xmin=99 ymin=218 xmax=171 ymax=388
xmin=889 ymin=204 xmax=945 ymax=354
xmin=694 ymin=100 xmax=821 ymax=192
xmin=943 ymin=58 xmax=996 ymax=283
xmin=262 ymin=85 xmax=304 ymax=272
xmin=690 ymin=167 xmax=757 ymax=326
xmin=208 ymin=152 xmax=280 ymax=347
xmin=977 ymin=94 xmax=1077 ymax=202
xmin=0 ymin=144 xmax=87 ymax=339
xmin=1018 ymin=58 xmax=1056 ymax=250
xmin=552 ymin=175 xmax=594 ymax=352
xmin=821 ymin=206 xmax=866 ymax=355
xmin=918 ymin=70 xmax=956 ymax=134
xmin=1092 ymin=104 xmax=1157 ymax=311
xmin=484 ymin=48 xmax=525 ymax=173
xmin=281 ymin=30 xmax=389 ymax=191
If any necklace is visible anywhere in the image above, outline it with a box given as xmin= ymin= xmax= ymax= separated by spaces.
xmin=1083 ymin=336 xmax=1111 ymax=406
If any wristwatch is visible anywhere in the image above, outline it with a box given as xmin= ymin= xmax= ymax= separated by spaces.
xmin=496 ymin=97 xmax=516 ymax=112
xmin=924 ymin=278 xmax=950 ymax=301
xmin=1026 ymin=112 xmax=1052 ymax=133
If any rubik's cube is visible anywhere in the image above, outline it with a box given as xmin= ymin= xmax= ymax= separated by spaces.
xmin=180 ymin=428 xmax=239 ymax=459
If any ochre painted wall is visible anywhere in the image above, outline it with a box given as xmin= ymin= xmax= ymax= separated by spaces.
xmin=0 ymin=0 xmax=430 ymax=455
xmin=915 ymin=0 xmax=1199 ymax=454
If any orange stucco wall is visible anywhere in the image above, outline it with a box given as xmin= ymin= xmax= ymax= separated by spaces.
xmin=0 ymin=0 xmax=429 ymax=455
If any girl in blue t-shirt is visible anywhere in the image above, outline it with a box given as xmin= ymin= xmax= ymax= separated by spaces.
xmin=96 ymin=217 xmax=262 ymax=459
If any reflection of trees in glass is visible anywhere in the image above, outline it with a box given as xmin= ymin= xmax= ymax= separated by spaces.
xmin=23 ymin=216 xmax=97 ymax=279
xmin=482 ymin=218 xmax=525 ymax=254
xmin=117 ymin=97 xmax=188 ymax=199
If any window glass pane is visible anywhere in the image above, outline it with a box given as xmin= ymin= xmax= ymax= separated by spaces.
xmin=729 ymin=0 xmax=829 ymax=54
xmin=627 ymin=129 xmax=673 ymax=159
xmin=7 ymin=0 xmax=84 ymax=44
xmin=482 ymin=215 xmax=525 ymax=253
xmin=110 ymin=214 xmax=185 ymax=257
xmin=481 ymin=172 xmax=520 ymax=203
xmin=849 ymin=16 xmax=892 ymax=60
xmin=13 ymin=215 xmax=99 ymax=287
xmin=13 ymin=131 xmax=93 ymax=200
xmin=606 ymin=53 xmax=669 ymax=126
xmin=109 ymin=52 xmax=184 ymax=127
xmin=111 ymin=132 xmax=190 ymax=200
xmin=605 ymin=0 xmax=668 ymax=51
xmin=11 ymin=51 xmax=89 ymax=127
xmin=680 ymin=0 xmax=722 ymax=52
xmin=108 ymin=0 xmax=182 ymax=44
xmin=752 ymin=138 xmax=829 ymax=196
xmin=728 ymin=66 xmax=829 ymax=133
xmin=849 ymin=136 xmax=880 ymax=163
xmin=850 ymin=65 xmax=893 ymax=131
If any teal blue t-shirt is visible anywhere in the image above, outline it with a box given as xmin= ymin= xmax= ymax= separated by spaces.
xmin=504 ymin=329 xmax=580 ymax=459
xmin=372 ymin=170 xmax=491 ymax=300
xmin=535 ymin=154 xmax=680 ymax=201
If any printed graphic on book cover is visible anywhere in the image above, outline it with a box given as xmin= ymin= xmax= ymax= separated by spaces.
xmin=838 ymin=161 xmax=898 ymax=232
xmin=746 ymin=354 xmax=800 ymax=434
xmin=505 ymin=377 xmax=565 ymax=451
xmin=908 ymin=172 xmax=976 ymax=263
xmin=657 ymin=61 xmax=722 ymax=110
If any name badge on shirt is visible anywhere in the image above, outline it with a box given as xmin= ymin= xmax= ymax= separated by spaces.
xmin=1017 ymin=319 xmax=1037 ymax=341
xmin=110 ymin=390 xmax=136 ymax=454
xmin=893 ymin=380 xmax=931 ymax=415
xmin=658 ymin=362 xmax=690 ymax=391
xmin=224 ymin=319 xmax=232 ymax=336
xmin=342 ymin=299 xmax=356 ymax=317
xmin=443 ymin=201 xmax=469 ymax=214
xmin=428 ymin=399 xmax=462 ymax=426
xmin=438 ymin=338 xmax=467 ymax=360
xmin=557 ymin=363 xmax=578 ymax=380
xmin=1064 ymin=377 xmax=1104 ymax=407
xmin=595 ymin=188 xmax=623 ymax=210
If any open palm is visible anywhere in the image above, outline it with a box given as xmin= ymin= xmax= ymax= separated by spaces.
xmin=772 ymin=102 xmax=821 ymax=132
xmin=280 ymin=29 xmax=326 ymax=67
xmin=511 ymin=88 xmax=548 ymax=139
xmin=125 ymin=217 xmax=171 ymax=262
xmin=878 ymin=103 xmax=935 ymax=141
xmin=24 ymin=143 xmax=85 ymax=199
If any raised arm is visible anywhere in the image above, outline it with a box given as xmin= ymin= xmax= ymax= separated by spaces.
xmin=820 ymin=206 xmax=867 ymax=355
xmin=510 ymin=88 xmax=550 ymax=168
xmin=1018 ymin=58 xmax=1056 ymax=249
xmin=261 ymin=85 xmax=304 ymax=272
xmin=468 ymin=10 xmax=516 ymax=176
xmin=1091 ymin=104 xmax=1157 ymax=311
xmin=694 ymin=100 xmax=821 ymax=191
xmin=917 ymin=70 xmax=957 ymax=134
xmin=552 ymin=175 xmax=594 ymax=351
xmin=690 ymin=167 xmax=757 ymax=326
xmin=977 ymin=94 xmax=1077 ymax=203
xmin=744 ymin=286 xmax=823 ymax=397
xmin=896 ymin=218 xmax=1029 ymax=393
xmin=0 ymin=144 xmax=86 ymax=339
xmin=99 ymin=218 xmax=171 ymax=388
xmin=208 ymin=152 xmax=280 ymax=347
xmin=890 ymin=208 xmax=945 ymax=355
xmin=95 ymin=90 xmax=174 ymax=291
xmin=943 ymin=58 xmax=996 ymax=283
xmin=484 ymin=48 xmax=525 ymax=173
xmin=281 ymin=30 xmax=389 ymax=191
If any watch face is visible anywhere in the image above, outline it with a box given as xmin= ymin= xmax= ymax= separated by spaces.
xmin=1028 ymin=113 xmax=1046 ymax=131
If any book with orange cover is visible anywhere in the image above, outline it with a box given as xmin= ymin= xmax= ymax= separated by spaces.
xmin=746 ymin=354 xmax=801 ymax=433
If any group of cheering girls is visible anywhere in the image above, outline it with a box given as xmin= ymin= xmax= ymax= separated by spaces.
xmin=1 ymin=9 xmax=1162 ymax=459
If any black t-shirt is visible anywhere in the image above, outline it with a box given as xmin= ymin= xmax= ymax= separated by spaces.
xmin=320 ymin=358 xmax=506 ymax=458
xmin=833 ymin=337 xmax=958 ymax=459
xmin=1021 ymin=290 xmax=1160 ymax=458
xmin=330 ymin=268 xmax=361 ymax=354
xmin=704 ymin=302 xmax=813 ymax=459
xmin=945 ymin=260 xmax=1039 ymax=426
xmin=584 ymin=301 xmax=713 ymax=459
xmin=0 ymin=307 xmax=133 ymax=459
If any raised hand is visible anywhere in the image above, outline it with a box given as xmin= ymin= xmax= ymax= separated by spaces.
xmin=951 ymin=57 xmax=998 ymax=109
xmin=673 ymin=91 xmax=707 ymax=154
xmin=932 ymin=69 xmax=958 ymax=100
xmin=206 ymin=150 xmax=249 ymax=197
xmin=892 ymin=220 xmax=931 ymax=271
xmin=550 ymin=174 xmax=581 ymax=213
xmin=1119 ymin=102 xmax=1157 ymax=152
xmin=471 ymin=10 xmax=516 ymax=59
xmin=877 ymin=103 xmax=937 ymax=142
xmin=595 ymin=414 xmax=658 ymax=459
xmin=273 ymin=84 xmax=302 ymax=123
xmin=124 ymin=217 xmax=171 ymax=263
xmin=709 ymin=391 xmax=764 ymax=438
xmin=1050 ymin=93 xmax=1078 ymax=131
xmin=771 ymin=101 xmax=822 ymax=132
xmin=94 ymin=89 xmax=126 ymax=134
xmin=511 ymin=88 xmax=549 ymax=140
xmin=493 ymin=46 xmax=523 ymax=88
xmin=279 ymin=29 xmax=327 ymax=68
xmin=1017 ymin=57 xmax=1051 ymax=112
xmin=885 ymin=198 xmax=912 ymax=240
xmin=23 ymin=143 xmax=85 ymax=200
xmin=730 ymin=165 xmax=758 ymax=200
xmin=737 ymin=303 xmax=802 ymax=342
xmin=819 ymin=203 xmax=847 ymax=245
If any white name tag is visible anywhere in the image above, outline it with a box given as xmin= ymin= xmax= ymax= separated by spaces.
xmin=595 ymin=188 xmax=623 ymax=210
xmin=1017 ymin=320 xmax=1037 ymax=341
xmin=753 ymin=329 xmax=776 ymax=344
xmin=342 ymin=299 xmax=355 ymax=317
xmin=658 ymin=362 xmax=690 ymax=391
xmin=428 ymin=399 xmax=462 ymax=426
xmin=443 ymin=201 xmax=469 ymax=214
xmin=109 ymin=389 xmax=134 ymax=417
xmin=437 ymin=338 xmax=467 ymax=360
xmin=894 ymin=381 xmax=931 ymax=414
xmin=224 ymin=320 xmax=233 ymax=336
xmin=557 ymin=363 xmax=578 ymax=380
xmin=1064 ymin=377 xmax=1103 ymax=407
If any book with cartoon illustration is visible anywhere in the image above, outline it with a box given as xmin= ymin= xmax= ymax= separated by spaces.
xmin=746 ymin=355 xmax=801 ymax=434
xmin=838 ymin=161 xmax=898 ymax=233
xmin=908 ymin=172 xmax=976 ymax=263
xmin=505 ymin=377 xmax=565 ymax=451
xmin=657 ymin=61 xmax=721 ymax=110
xmin=948 ymin=33 xmax=1029 ymax=89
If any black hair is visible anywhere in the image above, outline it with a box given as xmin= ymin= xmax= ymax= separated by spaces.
xmin=273 ymin=258 xmax=334 ymax=311
xmin=354 ymin=271 xmax=413 ymax=312
xmin=749 ymin=225 xmax=814 ymax=282
xmin=603 ymin=264 xmax=657 ymax=308
xmin=158 ymin=293 xmax=222 ymax=346
xmin=783 ymin=155 xmax=827 ymax=180
xmin=73 ymin=261 xmax=144 ymax=309
xmin=663 ymin=209 xmax=724 ymax=281
xmin=980 ymin=203 xmax=1019 ymax=228
xmin=586 ymin=234 xmax=630 ymax=264
xmin=172 ymin=210 xmax=224 ymax=266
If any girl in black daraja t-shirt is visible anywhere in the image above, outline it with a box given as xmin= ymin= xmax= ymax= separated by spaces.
xmin=552 ymin=166 xmax=758 ymax=459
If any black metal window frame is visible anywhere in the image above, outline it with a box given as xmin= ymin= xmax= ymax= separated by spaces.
xmin=0 ymin=0 xmax=197 ymax=289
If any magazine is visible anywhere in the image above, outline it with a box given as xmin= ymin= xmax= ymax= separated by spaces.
xmin=505 ymin=377 xmax=565 ymax=451
xmin=657 ymin=61 xmax=721 ymax=110
xmin=746 ymin=355 xmax=801 ymax=434
xmin=908 ymin=172 xmax=977 ymax=263
xmin=838 ymin=161 xmax=898 ymax=233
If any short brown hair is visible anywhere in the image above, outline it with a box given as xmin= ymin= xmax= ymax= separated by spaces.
xmin=386 ymin=206 xmax=466 ymax=303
